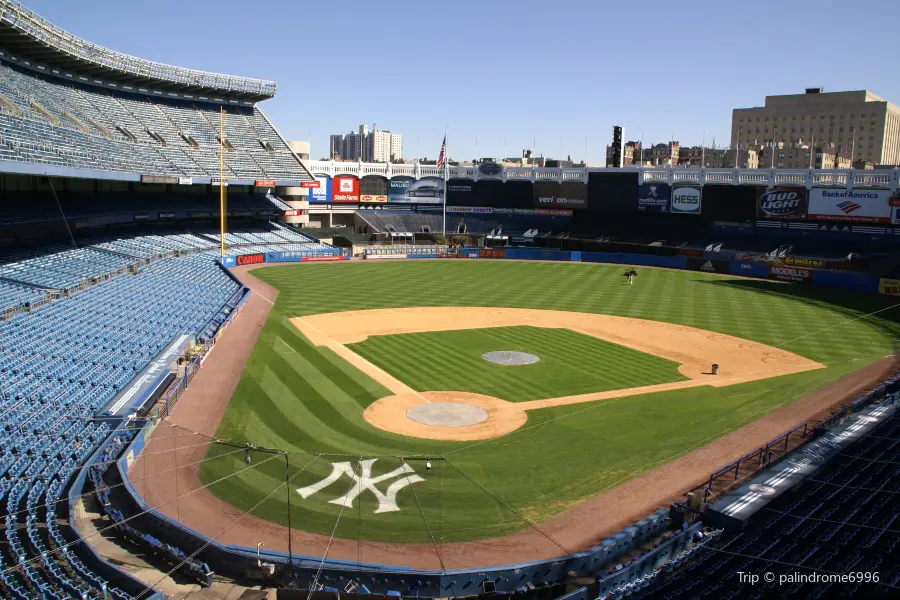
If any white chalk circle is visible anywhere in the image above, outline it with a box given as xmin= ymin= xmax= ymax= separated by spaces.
xmin=481 ymin=351 xmax=541 ymax=366
xmin=407 ymin=402 xmax=489 ymax=428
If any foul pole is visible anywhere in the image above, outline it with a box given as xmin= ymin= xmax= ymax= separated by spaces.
xmin=219 ymin=107 xmax=227 ymax=258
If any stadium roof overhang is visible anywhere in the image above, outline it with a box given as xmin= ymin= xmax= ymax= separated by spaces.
xmin=0 ymin=4 xmax=275 ymax=103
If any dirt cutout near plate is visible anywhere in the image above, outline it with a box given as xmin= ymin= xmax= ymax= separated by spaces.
xmin=290 ymin=307 xmax=825 ymax=441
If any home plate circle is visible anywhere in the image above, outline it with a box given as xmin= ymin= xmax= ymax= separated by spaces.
xmin=406 ymin=403 xmax=489 ymax=427
xmin=481 ymin=351 xmax=541 ymax=366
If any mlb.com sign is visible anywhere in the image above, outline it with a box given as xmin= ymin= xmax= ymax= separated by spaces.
xmin=671 ymin=184 xmax=702 ymax=214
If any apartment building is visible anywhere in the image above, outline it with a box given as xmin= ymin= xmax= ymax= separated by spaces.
xmin=731 ymin=89 xmax=900 ymax=166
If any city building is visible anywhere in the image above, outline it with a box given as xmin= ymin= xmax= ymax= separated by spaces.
xmin=675 ymin=147 xmax=759 ymax=169
xmin=756 ymin=141 xmax=852 ymax=170
xmin=731 ymin=89 xmax=900 ymax=166
xmin=646 ymin=142 xmax=680 ymax=166
xmin=328 ymin=124 xmax=403 ymax=162
xmin=605 ymin=143 xmax=635 ymax=167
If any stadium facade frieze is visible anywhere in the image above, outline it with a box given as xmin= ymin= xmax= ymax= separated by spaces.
xmin=308 ymin=160 xmax=900 ymax=192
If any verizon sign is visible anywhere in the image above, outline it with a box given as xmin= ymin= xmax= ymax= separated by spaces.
xmin=301 ymin=181 xmax=321 ymax=188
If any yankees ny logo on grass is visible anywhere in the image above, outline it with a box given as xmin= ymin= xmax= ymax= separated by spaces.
xmin=296 ymin=459 xmax=424 ymax=513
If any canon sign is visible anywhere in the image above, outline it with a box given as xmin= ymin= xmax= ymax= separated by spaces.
xmin=236 ymin=253 xmax=266 ymax=266
xmin=757 ymin=187 xmax=808 ymax=219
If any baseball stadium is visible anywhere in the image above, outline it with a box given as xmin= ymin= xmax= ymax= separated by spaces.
xmin=0 ymin=3 xmax=899 ymax=600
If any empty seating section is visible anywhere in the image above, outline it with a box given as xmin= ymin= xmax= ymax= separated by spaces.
xmin=0 ymin=61 xmax=306 ymax=180
xmin=0 ymin=225 xmax=332 ymax=315
xmin=0 ymin=281 xmax=45 ymax=315
xmin=0 ymin=246 xmax=136 ymax=291
xmin=357 ymin=210 xmax=443 ymax=233
xmin=0 ymin=191 xmax=288 ymax=225
xmin=0 ymin=249 xmax=243 ymax=599
xmin=629 ymin=401 xmax=900 ymax=599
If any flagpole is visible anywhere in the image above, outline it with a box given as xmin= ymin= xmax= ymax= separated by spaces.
xmin=442 ymin=126 xmax=449 ymax=239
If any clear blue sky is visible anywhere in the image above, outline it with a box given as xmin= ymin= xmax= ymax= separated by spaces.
xmin=22 ymin=0 xmax=900 ymax=164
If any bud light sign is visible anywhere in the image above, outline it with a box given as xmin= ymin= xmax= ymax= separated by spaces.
xmin=757 ymin=187 xmax=807 ymax=220
xmin=671 ymin=184 xmax=702 ymax=215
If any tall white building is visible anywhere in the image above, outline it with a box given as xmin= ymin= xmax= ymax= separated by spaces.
xmin=329 ymin=124 xmax=402 ymax=162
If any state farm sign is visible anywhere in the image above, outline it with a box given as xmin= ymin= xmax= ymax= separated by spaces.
xmin=332 ymin=176 xmax=360 ymax=202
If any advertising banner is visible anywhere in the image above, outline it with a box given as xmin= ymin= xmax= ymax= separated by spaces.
xmin=770 ymin=265 xmax=812 ymax=283
xmin=879 ymin=278 xmax=900 ymax=296
xmin=360 ymin=176 xmax=389 ymax=204
xmin=309 ymin=176 xmax=331 ymax=203
xmin=671 ymin=184 xmax=702 ymax=214
xmin=638 ymin=183 xmax=670 ymax=212
xmin=235 ymin=253 xmax=266 ymax=266
xmin=283 ymin=209 xmax=302 ymax=217
xmin=757 ymin=187 xmax=808 ymax=220
xmin=388 ymin=176 xmax=415 ymax=203
xmin=480 ymin=247 xmax=506 ymax=258
xmin=407 ymin=177 xmax=445 ymax=204
xmin=808 ymin=188 xmax=892 ymax=223
xmin=687 ymin=258 xmax=729 ymax=274
xmin=333 ymin=176 xmax=360 ymax=203
xmin=301 ymin=180 xmax=320 ymax=188
xmin=178 ymin=177 xmax=193 ymax=186
xmin=783 ymin=257 xmax=825 ymax=269
xmin=141 ymin=175 xmax=178 ymax=185
xmin=447 ymin=206 xmax=493 ymax=214
xmin=255 ymin=179 xmax=276 ymax=188
xmin=533 ymin=208 xmax=574 ymax=217
xmin=533 ymin=181 xmax=588 ymax=210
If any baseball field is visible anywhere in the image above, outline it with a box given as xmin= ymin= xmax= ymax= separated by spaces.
xmin=192 ymin=260 xmax=900 ymax=551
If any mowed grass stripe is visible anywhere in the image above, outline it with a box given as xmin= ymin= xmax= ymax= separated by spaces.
xmin=349 ymin=326 xmax=687 ymax=402
xmin=197 ymin=261 xmax=900 ymax=542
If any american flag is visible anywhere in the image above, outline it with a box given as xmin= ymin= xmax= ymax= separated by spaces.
xmin=436 ymin=135 xmax=446 ymax=168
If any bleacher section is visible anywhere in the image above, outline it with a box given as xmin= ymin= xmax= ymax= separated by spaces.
xmin=0 ymin=61 xmax=307 ymax=181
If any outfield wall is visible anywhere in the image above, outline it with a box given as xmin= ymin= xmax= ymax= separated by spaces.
xmin=453 ymin=246 xmax=886 ymax=296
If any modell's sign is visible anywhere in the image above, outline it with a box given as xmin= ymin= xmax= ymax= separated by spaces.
xmin=757 ymin=187 xmax=808 ymax=219
xmin=255 ymin=180 xmax=276 ymax=187
xmin=770 ymin=266 xmax=811 ymax=283
xmin=236 ymin=253 xmax=266 ymax=266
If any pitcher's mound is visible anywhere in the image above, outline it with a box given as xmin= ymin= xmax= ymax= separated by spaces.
xmin=407 ymin=402 xmax=489 ymax=427
xmin=482 ymin=351 xmax=540 ymax=366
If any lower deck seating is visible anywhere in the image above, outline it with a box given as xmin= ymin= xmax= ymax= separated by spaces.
xmin=0 ymin=251 xmax=245 ymax=599
xmin=626 ymin=401 xmax=900 ymax=599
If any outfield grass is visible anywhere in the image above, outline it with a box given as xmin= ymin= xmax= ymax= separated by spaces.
xmin=197 ymin=261 xmax=900 ymax=543
xmin=349 ymin=326 xmax=687 ymax=401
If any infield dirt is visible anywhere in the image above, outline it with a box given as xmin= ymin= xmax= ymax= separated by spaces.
xmin=291 ymin=307 xmax=825 ymax=441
